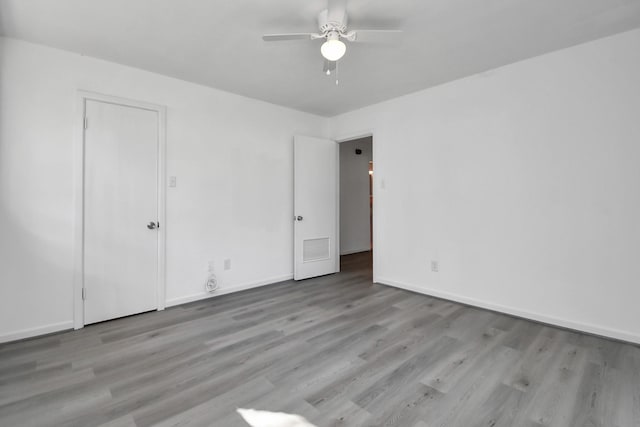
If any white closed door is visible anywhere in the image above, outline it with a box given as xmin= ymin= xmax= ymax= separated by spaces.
xmin=83 ymin=99 xmax=159 ymax=324
xmin=294 ymin=135 xmax=339 ymax=280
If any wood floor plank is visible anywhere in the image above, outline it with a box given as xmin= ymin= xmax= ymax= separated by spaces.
xmin=1 ymin=252 xmax=639 ymax=426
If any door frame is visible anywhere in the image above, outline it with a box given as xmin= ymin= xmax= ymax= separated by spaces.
xmin=335 ymin=131 xmax=376 ymax=281
xmin=73 ymin=90 xmax=167 ymax=329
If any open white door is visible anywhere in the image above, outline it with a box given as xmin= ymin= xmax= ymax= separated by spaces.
xmin=294 ymin=135 xmax=339 ymax=280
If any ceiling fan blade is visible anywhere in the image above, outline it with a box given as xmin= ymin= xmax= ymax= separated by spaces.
xmin=327 ymin=0 xmax=348 ymax=23
xmin=262 ymin=33 xmax=316 ymax=42
xmin=323 ymin=59 xmax=337 ymax=73
xmin=347 ymin=30 xmax=403 ymax=43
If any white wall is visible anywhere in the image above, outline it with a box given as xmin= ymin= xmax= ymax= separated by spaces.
xmin=339 ymin=137 xmax=372 ymax=255
xmin=331 ymin=29 xmax=640 ymax=343
xmin=0 ymin=37 xmax=328 ymax=342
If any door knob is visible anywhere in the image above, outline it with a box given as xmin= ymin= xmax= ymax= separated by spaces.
xmin=296 ymin=216 xmax=303 ymax=221
xmin=147 ymin=221 xmax=158 ymax=230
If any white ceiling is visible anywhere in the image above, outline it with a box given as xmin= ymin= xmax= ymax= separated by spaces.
xmin=1 ymin=0 xmax=640 ymax=116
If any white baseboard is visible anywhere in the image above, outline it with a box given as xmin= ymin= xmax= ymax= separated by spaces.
xmin=166 ymin=273 xmax=294 ymax=307
xmin=340 ymin=248 xmax=372 ymax=256
xmin=0 ymin=320 xmax=74 ymax=344
xmin=0 ymin=275 xmax=294 ymax=344
xmin=376 ymin=277 xmax=640 ymax=345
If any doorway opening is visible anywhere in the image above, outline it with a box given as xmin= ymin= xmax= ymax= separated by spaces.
xmin=339 ymin=136 xmax=373 ymax=277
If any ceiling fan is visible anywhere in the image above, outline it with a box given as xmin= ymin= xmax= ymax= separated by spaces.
xmin=262 ymin=0 xmax=402 ymax=75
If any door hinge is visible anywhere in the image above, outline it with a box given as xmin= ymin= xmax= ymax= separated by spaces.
xmin=82 ymin=288 xmax=86 ymax=300
xmin=84 ymin=116 xmax=88 ymax=130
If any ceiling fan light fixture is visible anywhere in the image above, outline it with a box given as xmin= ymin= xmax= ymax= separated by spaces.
xmin=321 ymin=34 xmax=346 ymax=61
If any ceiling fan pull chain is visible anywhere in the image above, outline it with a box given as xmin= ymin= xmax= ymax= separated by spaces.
xmin=336 ymin=61 xmax=339 ymax=86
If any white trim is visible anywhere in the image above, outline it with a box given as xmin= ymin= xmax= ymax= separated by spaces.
xmin=0 ymin=321 xmax=74 ymax=344
xmin=72 ymin=92 xmax=85 ymax=330
xmin=370 ymin=134 xmax=378 ymax=283
xmin=376 ymin=277 xmax=640 ymax=345
xmin=334 ymin=131 xmax=374 ymax=143
xmin=156 ymin=106 xmax=167 ymax=311
xmin=334 ymin=140 xmax=341 ymax=273
xmin=165 ymin=274 xmax=294 ymax=307
xmin=73 ymin=90 xmax=167 ymax=330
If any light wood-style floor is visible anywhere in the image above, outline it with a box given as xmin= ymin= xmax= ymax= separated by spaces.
xmin=1 ymin=252 xmax=639 ymax=427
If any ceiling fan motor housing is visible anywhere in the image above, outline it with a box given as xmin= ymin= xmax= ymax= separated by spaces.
xmin=318 ymin=9 xmax=347 ymax=36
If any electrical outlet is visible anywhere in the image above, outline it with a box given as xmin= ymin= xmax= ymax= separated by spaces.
xmin=169 ymin=176 xmax=177 ymax=187
xmin=224 ymin=259 xmax=231 ymax=270
xmin=431 ymin=261 xmax=439 ymax=272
